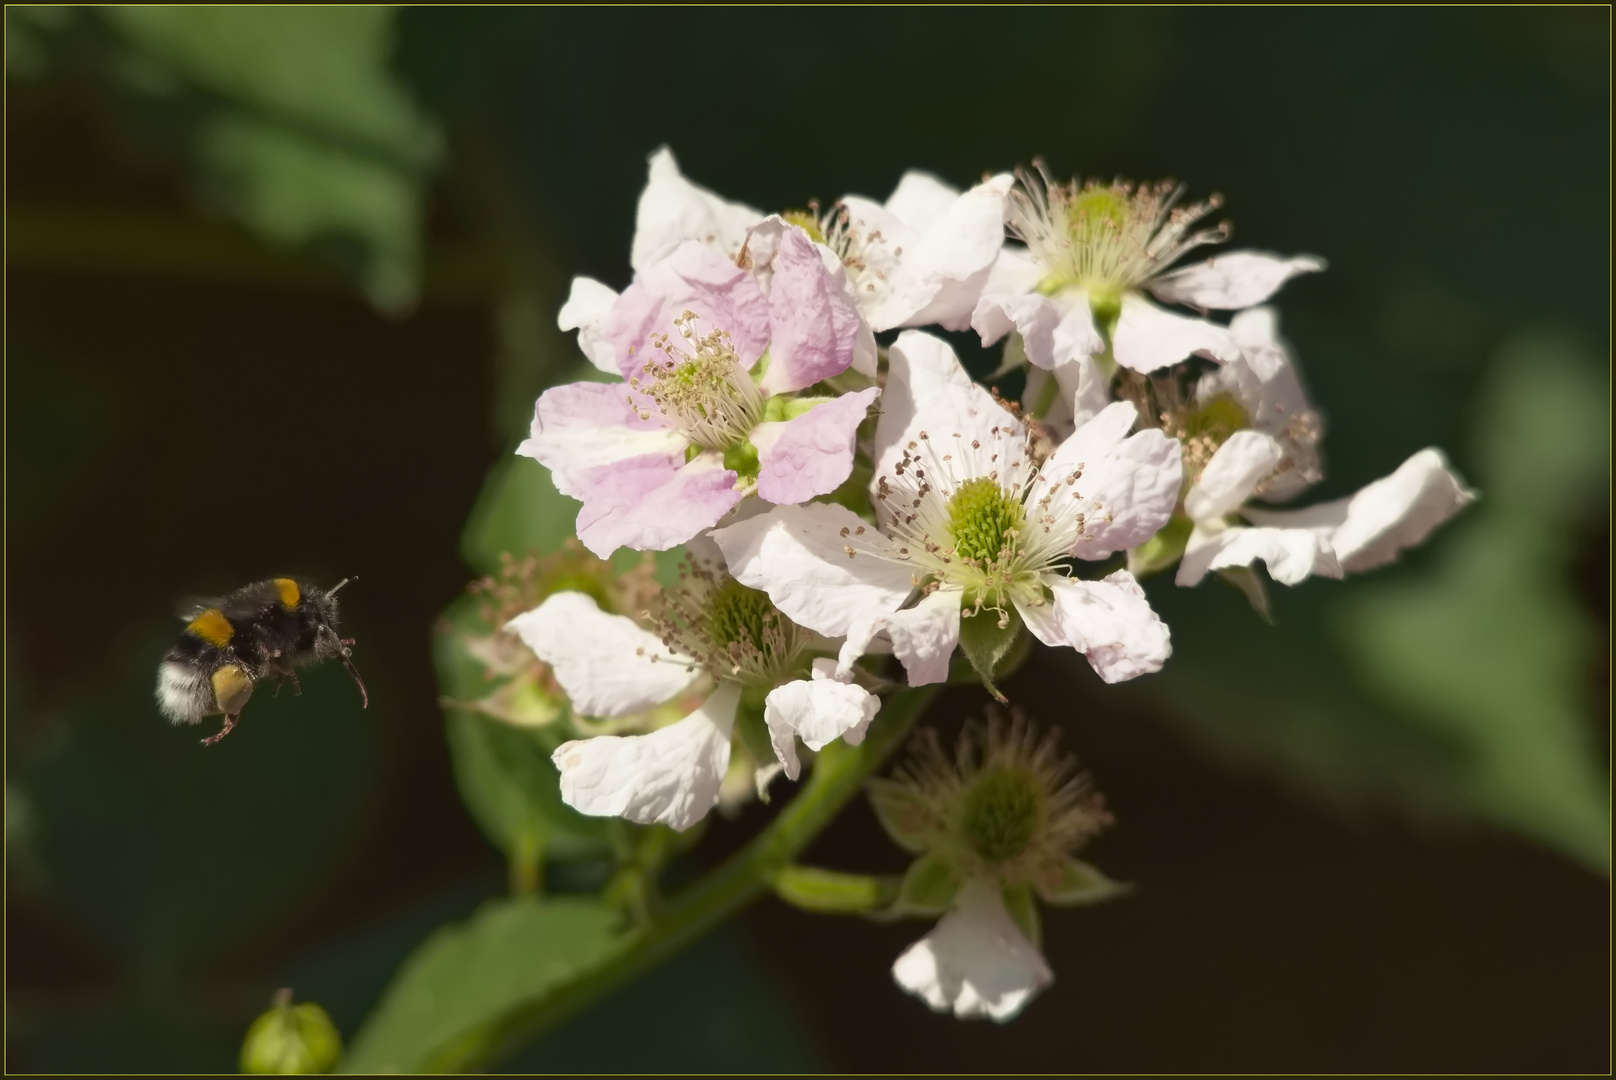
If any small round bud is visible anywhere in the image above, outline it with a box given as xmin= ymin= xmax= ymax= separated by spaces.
xmin=239 ymin=989 xmax=342 ymax=1075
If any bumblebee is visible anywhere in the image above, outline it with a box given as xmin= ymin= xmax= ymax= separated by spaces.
xmin=156 ymin=577 xmax=368 ymax=745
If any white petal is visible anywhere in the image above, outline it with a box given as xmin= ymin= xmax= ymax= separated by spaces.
xmin=979 ymin=245 xmax=1045 ymax=298
xmin=1036 ymin=403 xmax=1182 ymax=559
xmin=883 ymin=170 xmax=962 ymax=230
xmin=1244 ymin=449 xmax=1475 ymax=574
xmin=506 ymin=592 xmax=698 ymax=717
xmin=709 ymin=502 xmax=915 ymax=638
xmin=556 ymin=276 xmax=622 ymax=374
xmin=1024 ymin=572 xmax=1172 ymax=683
xmin=891 ymin=879 xmax=1053 ymax=1022
xmin=880 ymin=173 xmax=1015 ymax=333
xmin=551 ymin=681 xmax=739 ymax=832
xmin=1112 ymin=293 xmax=1240 ymax=373
xmin=840 ymin=586 xmax=962 ymax=687
xmin=1174 ymin=521 xmax=1341 ymax=587
xmin=631 ymin=147 xmax=763 ymax=271
xmin=1148 ymin=251 xmax=1327 ymax=310
xmin=1024 ymin=355 xmax=1109 ymax=439
xmin=763 ymin=660 xmax=881 ymax=780
xmin=875 ymin=331 xmax=1026 ymax=485
xmin=1183 ymin=430 xmax=1285 ymax=523
xmin=971 ymin=291 xmax=1102 ymax=371
xmin=1202 ymin=307 xmax=1321 ymax=501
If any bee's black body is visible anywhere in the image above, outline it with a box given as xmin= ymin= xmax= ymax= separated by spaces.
xmin=156 ymin=577 xmax=366 ymax=745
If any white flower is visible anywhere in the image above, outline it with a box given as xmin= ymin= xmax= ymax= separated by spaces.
xmin=827 ymin=169 xmax=1015 ymax=332
xmin=713 ymin=331 xmax=1182 ymax=687
xmin=506 ymin=576 xmax=877 ymax=832
xmin=1173 ymin=311 xmax=1474 ymax=586
xmin=891 ymin=878 xmax=1053 ymax=1022
xmin=527 ymin=229 xmax=881 ymax=558
xmin=972 ymin=163 xmax=1324 ymax=378
xmin=630 ymin=146 xmax=765 ymax=272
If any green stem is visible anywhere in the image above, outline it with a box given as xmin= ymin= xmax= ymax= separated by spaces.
xmin=446 ymin=684 xmax=939 ymax=1072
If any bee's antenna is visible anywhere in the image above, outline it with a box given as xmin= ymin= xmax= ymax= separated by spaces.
xmin=327 ymin=576 xmax=356 ymax=597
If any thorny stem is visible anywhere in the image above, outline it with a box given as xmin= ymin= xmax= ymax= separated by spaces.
xmin=438 ymin=684 xmax=940 ymax=1073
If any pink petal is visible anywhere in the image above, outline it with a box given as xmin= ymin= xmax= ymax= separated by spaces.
xmin=606 ymin=240 xmax=772 ymax=380
xmin=753 ymin=387 xmax=881 ymax=505
xmin=517 ymin=381 xmax=683 ymax=499
xmin=573 ymin=453 xmax=743 ymax=557
xmin=759 ymin=226 xmax=864 ymax=395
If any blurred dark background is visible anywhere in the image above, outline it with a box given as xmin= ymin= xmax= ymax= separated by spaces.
xmin=6 ymin=7 xmax=1608 ymax=1072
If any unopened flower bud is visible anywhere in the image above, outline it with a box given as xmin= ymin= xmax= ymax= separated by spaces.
xmin=239 ymin=989 xmax=342 ymax=1074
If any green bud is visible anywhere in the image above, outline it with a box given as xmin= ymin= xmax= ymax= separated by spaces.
xmin=770 ymin=865 xmax=899 ymax=914
xmin=898 ymin=852 xmax=962 ymax=915
xmin=239 ymin=990 xmax=342 ymax=1074
xmin=956 ymin=606 xmax=1027 ymax=703
xmin=1000 ymin=883 xmax=1043 ymax=947
xmin=1128 ymin=513 xmax=1194 ymax=579
xmin=1034 ymin=856 xmax=1132 ymax=908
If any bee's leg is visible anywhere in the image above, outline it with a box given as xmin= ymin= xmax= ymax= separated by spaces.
xmin=201 ymin=714 xmax=239 ymax=747
xmin=340 ymin=638 xmax=356 ymax=647
xmin=290 ymin=670 xmax=303 ymax=697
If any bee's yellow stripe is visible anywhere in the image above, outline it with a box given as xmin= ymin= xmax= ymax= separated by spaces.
xmin=273 ymin=577 xmax=301 ymax=609
xmin=186 ymin=608 xmax=234 ymax=647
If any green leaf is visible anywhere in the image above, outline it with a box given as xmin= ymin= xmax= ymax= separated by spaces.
xmin=769 ymin=865 xmax=899 ymax=915
xmin=460 ymin=455 xmax=582 ymax=577
xmin=1034 ymin=857 xmax=1132 ymax=907
xmin=434 ymin=594 xmax=609 ymax=866
xmin=340 ymin=898 xmax=632 ymax=1074
xmin=98 ymin=7 xmax=441 ymax=310
xmin=1217 ymin=565 xmax=1275 ymax=625
xmin=896 ymin=853 xmax=961 ymax=916
xmin=1335 ymin=331 xmax=1609 ymax=870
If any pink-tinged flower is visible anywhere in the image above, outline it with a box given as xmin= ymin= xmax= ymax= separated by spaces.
xmin=506 ymin=567 xmax=879 ymax=832
xmin=713 ymin=331 xmax=1182 ymax=688
xmin=1172 ymin=310 xmax=1474 ymax=587
xmin=609 ymin=146 xmax=1017 ymax=335
xmin=972 ymin=162 xmax=1325 ymax=379
xmin=525 ymin=229 xmax=881 ymax=558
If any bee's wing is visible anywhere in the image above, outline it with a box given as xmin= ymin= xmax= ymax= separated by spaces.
xmin=174 ymin=595 xmax=225 ymax=621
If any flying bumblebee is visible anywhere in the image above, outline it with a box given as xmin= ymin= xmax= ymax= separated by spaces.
xmin=156 ymin=577 xmax=368 ymax=746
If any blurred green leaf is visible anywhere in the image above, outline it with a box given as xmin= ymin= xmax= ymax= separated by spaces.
xmin=339 ymin=897 xmax=631 ymax=1073
xmin=1336 ymin=330 xmax=1609 ymax=869
xmin=1134 ymin=327 xmax=1609 ymax=870
xmin=433 ymin=594 xmax=610 ymax=867
xmin=14 ymin=627 xmax=380 ymax=981
xmin=459 ymin=455 xmax=582 ymax=578
xmin=96 ymin=6 xmax=441 ymax=309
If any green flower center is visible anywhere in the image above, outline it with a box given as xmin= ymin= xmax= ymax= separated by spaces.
xmin=1186 ymin=393 xmax=1249 ymax=444
xmin=705 ymin=579 xmax=776 ymax=655
xmin=781 ymin=209 xmax=825 ymax=244
xmin=961 ymin=768 xmax=1044 ymax=862
xmin=947 ymin=477 xmax=1025 ymax=566
xmin=1070 ymin=187 xmax=1130 ymax=237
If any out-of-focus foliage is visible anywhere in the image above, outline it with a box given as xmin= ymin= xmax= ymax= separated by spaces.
xmin=7 ymin=631 xmax=380 ymax=1071
xmin=1341 ymin=332 xmax=1609 ymax=866
xmin=340 ymin=897 xmax=629 ymax=1072
xmin=1130 ymin=329 xmax=1609 ymax=869
xmin=9 ymin=5 xmax=440 ymax=309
